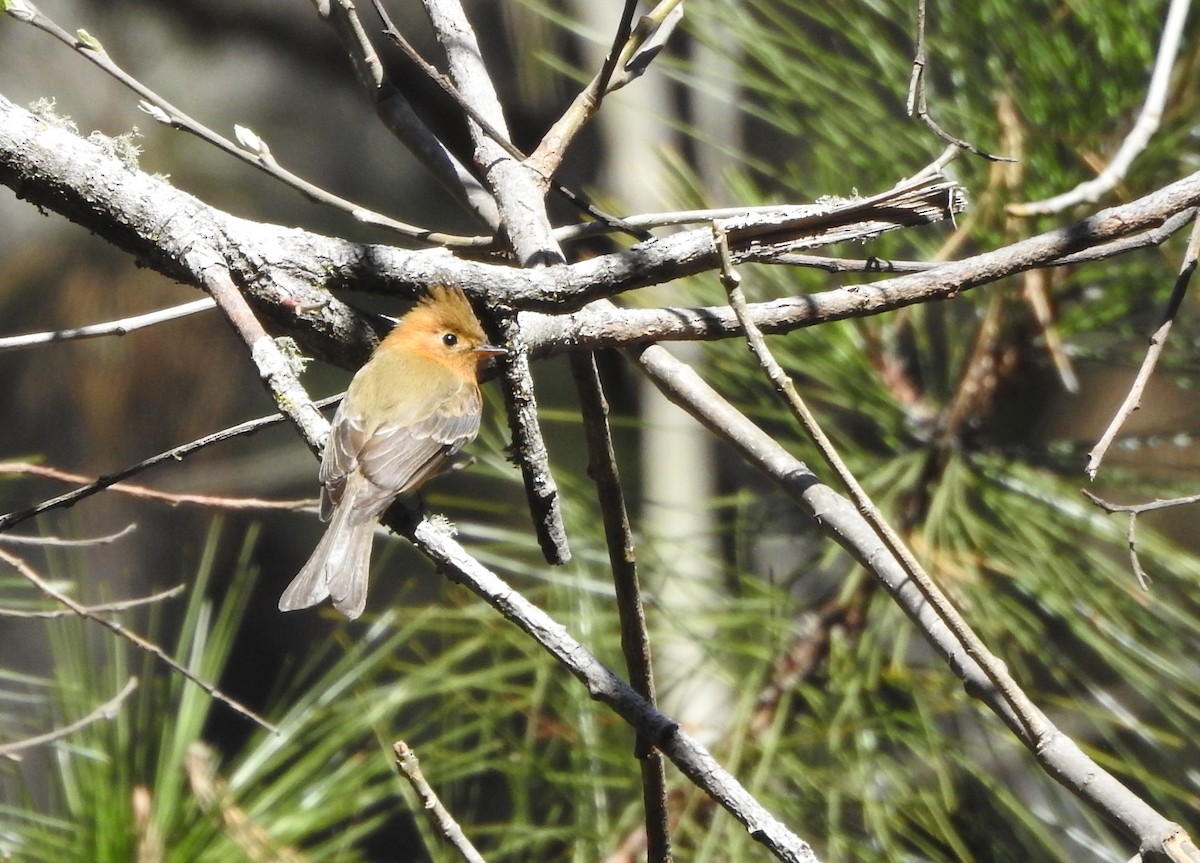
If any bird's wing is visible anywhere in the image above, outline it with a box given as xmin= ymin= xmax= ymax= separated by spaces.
xmin=316 ymin=401 xmax=367 ymax=520
xmin=317 ymin=355 xmax=484 ymax=524
xmin=355 ymin=382 xmax=482 ymax=504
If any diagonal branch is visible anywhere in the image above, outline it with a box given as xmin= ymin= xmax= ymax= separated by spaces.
xmin=528 ymin=0 xmax=684 ymax=179
xmin=5 ymin=1 xmax=476 ymax=245
xmin=1086 ymin=213 xmax=1200 ymax=478
xmin=1009 ymin=0 xmax=1193 ymax=216
xmin=0 ymin=398 xmax=338 ymax=533
xmin=393 ymin=742 xmax=489 ymax=863
xmin=422 ymin=0 xmax=563 ymax=264
xmin=715 ymin=221 xmax=1040 ymax=741
xmin=0 ymin=548 xmax=276 ymax=732
xmin=368 ymin=0 xmax=651 ymax=241
xmin=390 ymin=509 xmax=820 ymax=863
xmin=313 ymin=0 xmax=499 ymax=228
xmin=626 ymin=341 xmax=1197 ymax=861
xmin=191 ymin=255 xmax=329 ymax=454
xmin=0 ymin=677 xmax=138 ymax=758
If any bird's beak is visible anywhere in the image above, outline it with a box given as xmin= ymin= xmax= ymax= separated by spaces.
xmin=475 ymin=344 xmax=507 ymax=358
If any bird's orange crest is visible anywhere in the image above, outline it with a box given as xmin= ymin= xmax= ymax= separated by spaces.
xmin=383 ymin=286 xmax=492 ymax=364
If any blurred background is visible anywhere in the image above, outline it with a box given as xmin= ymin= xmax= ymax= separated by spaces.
xmin=3 ymin=1 xmax=1200 ymax=861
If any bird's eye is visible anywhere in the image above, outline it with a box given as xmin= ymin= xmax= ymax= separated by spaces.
xmin=442 ymin=332 xmax=459 ymax=347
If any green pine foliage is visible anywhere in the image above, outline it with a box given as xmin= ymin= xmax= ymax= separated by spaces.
xmin=669 ymin=0 xmax=1200 ymax=859
xmin=4 ymin=2 xmax=1200 ymax=862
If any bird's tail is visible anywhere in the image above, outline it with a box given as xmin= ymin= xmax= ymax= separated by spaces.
xmin=279 ymin=504 xmax=375 ymax=619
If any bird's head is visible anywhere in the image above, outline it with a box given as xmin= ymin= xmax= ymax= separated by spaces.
xmin=382 ymin=286 xmax=506 ymax=376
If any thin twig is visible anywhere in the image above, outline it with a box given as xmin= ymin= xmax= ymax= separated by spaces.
xmin=1085 ymin=488 xmax=1200 ymax=516
xmin=906 ymin=0 xmax=1013 ymax=162
xmin=1083 ymin=488 xmax=1200 ymax=590
xmin=0 ymin=676 xmax=138 ymax=759
xmin=312 ymin=0 xmax=500 ymax=229
xmin=0 ymin=397 xmax=339 ymax=533
xmin=528 ymin=0 xmax=683 ymax=181
xmin=1010 ymin=0 xmax=1193 ymax=215
xmin=1126 ymin=512 xmax=1151 ymax=591
xmin=0 ymin=548 xmax=276 ymax=732
xmin=0 ymin=298 xmax=216 ymax=351
xmin=0 ymin=463 xmax=312 ymax=513
xmin=368 ymin=0 xmax=650 ymax=242
xmin=226 ymin=122 xmax=472 ymax=244
xmin=8 ymin=1 xmax=479 ymax=245
xmin=593 ymin=1 xmax=641 ymax=107
xmin=0 ymin=584 xmax=185 ymax=619
xmin=1086 ymin=214 xmax=1200 ymax=478
xmin=393 ymin=742 xmax=489 ymax=863
xmin=0 ymin=522 xmax=138 ymax=546
xmin=569 ymin=351 xmax=673 ymax=863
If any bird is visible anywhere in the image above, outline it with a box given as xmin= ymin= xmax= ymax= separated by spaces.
xmin=279 ymin=285 xmax=505 ymax=619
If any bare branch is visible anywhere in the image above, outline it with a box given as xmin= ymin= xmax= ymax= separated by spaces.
xmin=0 ymin=463 xmax=312 ymax=513
xmin=1010 ymin=0 xmax=1193 ymax=216
xmin=0 ymin=92 xmax=386 ymax=371
xmin=0 ymin=676 xmax=138 ymax=759
xmin=0 ymin=398 xmax=337 ymax=533
xmin=2 ymin=92 xmax=969 ymax=320
xmin=6 ymin=2 xmax=475 ymax=245
xmin=312 ymin=0 xmax=500 ymax=228
xmin=1085 ymin=489 xmax=1200 ymax=516
xmin=627 ymin=341 xmax=1192 ymax=858
xmin=906 ymin=0 xmax=1014 ymax=161
xmin=420 ymin=0 xmax=557 ymax=261
xmin=529 ymin=1 xmax=684 ymax=180
xmin=193 ymin=257 xmax=329 ymax=455
xmin=569 ymin=351 xmax=672 ymax=863
xmin=0 ymin=298 xmax=216 ymax=351
xmin=0 ymin=548 xmax=277 ymax=732
xmin=369 ymin=0 xmax=648 ymax=242
xmin=1086 ymin=214 xmax=1200 ymax=478
xmin=389 ymin=510 xmax=821 ymax=863
xmin=593 ymin=1 xmax=641 ymax=104
xmin=496 ymin=318 xmax=572 ymax=564
xmin=393 ymin=742 xmax=489 ymax=863
xmin=715 ymin=222 xmax=1045 ymax=740
xmin=1084 ymin=488 xmax=1200 ymax=590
